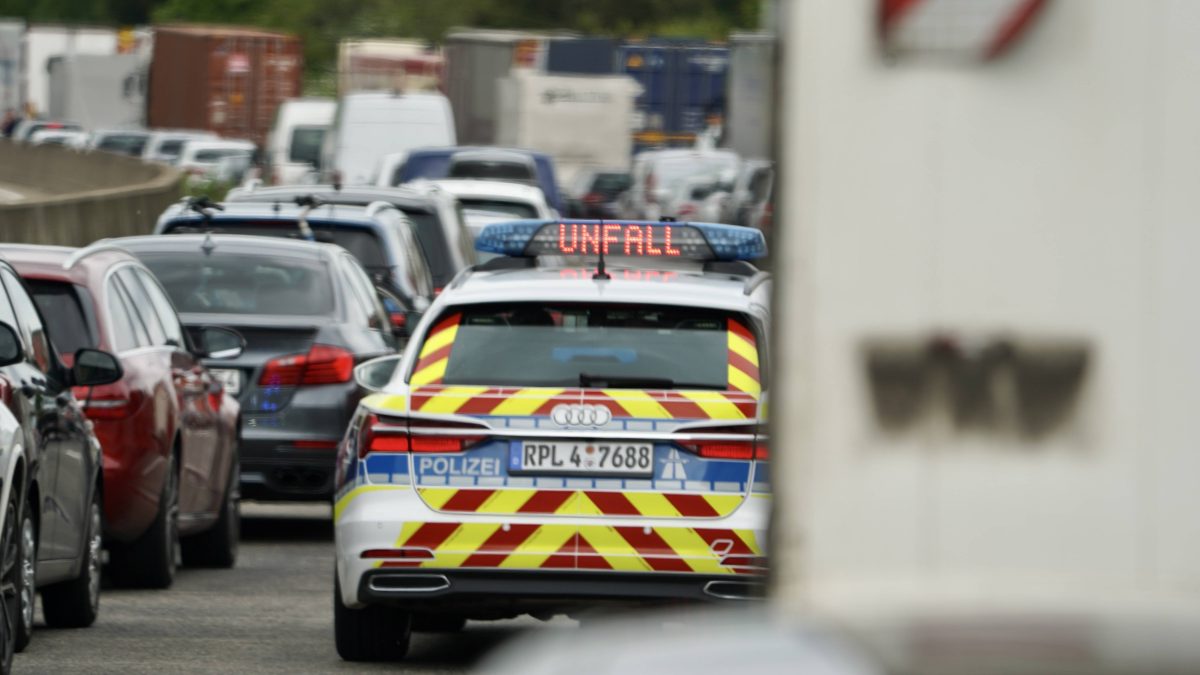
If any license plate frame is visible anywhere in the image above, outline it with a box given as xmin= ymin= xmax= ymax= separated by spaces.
xmin=210 ymin=368 xmax=242 ymax=396
xmin=509 ymin=441 xmax=654 ymax=477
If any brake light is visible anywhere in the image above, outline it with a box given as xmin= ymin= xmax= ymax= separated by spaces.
xmin=259 ymin=344 xmax=354 ymax=387
xmin=389 ymin=311 xmax=407 ymax=329
xmin=677 ymin=203 xmax=697 ymax=218
xmin=360 ymin=548 xmax=434 ymax=560
xmin=680 ymin=426 xmax=768 ymax=461
xmin=357 ymin=414 xmax=488 ymax=459
xmin=583 ymin=192 xmax=604 ymax=205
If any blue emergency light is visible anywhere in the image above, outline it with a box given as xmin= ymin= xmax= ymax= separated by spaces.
xmin=473 ymin=220 xmax=767 ymax=262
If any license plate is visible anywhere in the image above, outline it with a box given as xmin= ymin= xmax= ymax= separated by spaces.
xmin=510 ymin=441 xmax=653 ymax=476
xmin=210 ymin=368 xmax=241 ymax=396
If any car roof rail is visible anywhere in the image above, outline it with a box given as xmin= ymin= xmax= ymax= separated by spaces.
xmin=62 ymin=242 xmax=130 ymax=270
xmin=742 ymin=270 xmax=771 ymax=296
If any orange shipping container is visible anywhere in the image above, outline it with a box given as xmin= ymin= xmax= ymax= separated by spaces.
xmin=148 ymin=25 xmax=302 ymax=148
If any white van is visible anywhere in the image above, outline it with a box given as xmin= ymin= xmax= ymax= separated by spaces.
xmin=268 ymin=97 xmax=335 ymax=185
xmin=321 ymin=91 xmax=455 ymax=186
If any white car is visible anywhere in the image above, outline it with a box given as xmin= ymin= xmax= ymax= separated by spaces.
xmin=141 ymin=129 xmax=219 ymax=165
xmin=321 ymin=91 xmax=455 ymax=186
xmin=333 ymin=218 xmax=771 ymax=662
xmin=27 ymin=128 xmax=88 ymax=148
xmin=422 ymin=179 xmax=556 ymax=238
xmin=177 ymin=139 xmax=257 ymax=184
xmin=87 ymin=129 xmax=152 ymax=157
xmin=624 ymin=149 xmax=740 ymax=221
xmin=268 ymin=97 xmax=335 ymax=185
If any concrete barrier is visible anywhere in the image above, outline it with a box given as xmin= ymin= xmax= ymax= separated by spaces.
xmin=0 ymin=140 xmax=182 ymax=246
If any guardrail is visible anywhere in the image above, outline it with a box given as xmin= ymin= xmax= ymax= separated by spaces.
xmin=0 ymin=140 xmax=182 ymax=246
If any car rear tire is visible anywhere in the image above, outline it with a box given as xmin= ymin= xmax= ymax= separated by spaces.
xmin=0 ymin=486 xmax=22 ymax=671
xmin=412 ymin=613 xmax=467 ymax=633
xmin=334 ymin=572 xmax=411 ymax=661
xmin=181 ymin=456 xmax=239 ymax=568
xmin=12 ymin=495 xmax=34 ymax=652
xmin=41 ymin=487 xmax=101 ymax=628
xmin=109 ymin=454 xmax=178 ymax=589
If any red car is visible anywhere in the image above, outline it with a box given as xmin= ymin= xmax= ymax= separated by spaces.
xmin=1 ymin=244 xmax=243 ymax=589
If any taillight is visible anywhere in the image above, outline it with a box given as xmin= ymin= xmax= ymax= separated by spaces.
xmin=389 ymin=311 xmax=407 ymax=329
xmin=680 ymin=426 xmax=768 ymax=461
xmin=677 ymin=203 xmax=697 ymax=218
xmin=259 ymin=344 xmax=354 ymax=387
xmin=583 ymin=192 xmax=604 ymax=205
xmin=360 ymin=548 xmax=434 ymax=560
xmin=357 ymin=414 xmax=488 ymax=459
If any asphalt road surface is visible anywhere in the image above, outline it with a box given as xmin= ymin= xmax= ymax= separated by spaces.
xmin=16 ymin=502 xmax=564 ymax=674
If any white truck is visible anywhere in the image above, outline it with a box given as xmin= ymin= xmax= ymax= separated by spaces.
xmin=23 ymin=25 xmax=117 ymax=117
xmin=773 ymin=0 xmax=1200 ymax=672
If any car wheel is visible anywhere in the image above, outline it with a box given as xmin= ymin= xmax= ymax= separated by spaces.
xmin=334 ymin=571 xmax=411 ymax=661
xmin=181 ymin=456 xmax=239 ymax=568
xmin=41 ymin=486 xmax=101 ymax=628
xmin=12 ymin=496 xmax=34 ymax=652
xmin=109 ymin=453 xmax=178 ymax=589
xmin=412 ymin=613 xmax=466 ymax=633
xmin=0 ymin=487 xmax=21 ymax=672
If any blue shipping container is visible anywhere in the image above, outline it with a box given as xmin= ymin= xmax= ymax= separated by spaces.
xmin=618 ymin=41 xmax=729 ymax=154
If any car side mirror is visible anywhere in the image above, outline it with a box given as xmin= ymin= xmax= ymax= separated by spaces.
xmin=72 ymin=349 xmax=123 ymax=387
xmin=0 ymin=323 xmax=23 ymax=367
xmin=194 ymin=326 xmax=245 ymax=359
xmin=354 ymin=354 xmax=404 ymax=393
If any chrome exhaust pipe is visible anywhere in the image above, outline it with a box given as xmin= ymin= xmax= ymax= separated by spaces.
xmin=367 ymin=574 xmax=451 ymax=594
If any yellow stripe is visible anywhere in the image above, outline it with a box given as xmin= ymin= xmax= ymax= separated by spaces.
xmin=734 ymin=529 xmax=764 ymax=555
xmin=554 ymin=491 xmax=583 ymax=515
xmin=623 ymin=492 xmax=680 ymax=518
xmin=478 ymin=489 xmax=538 ymax=514
xmin=490 ymin=388 xmax=562 ymax=416
xmin=727 ymin=366 xmax=761 ymax=396
xmin=656 ymin=527 xmax=727 ymax=574
xmin=394 ymin=520 xmax=430 ymax=547
xmin=418 ymin=386 xmax=490 ymax=414
xmin=604 ymin=389 xmax=671 ymax=419
xmin=410 ymin=358 xmax=448 ymax=386
xmin=333 ymin=485 xmax=399 ymax=522
xmin=703 ymin=494 xmax=746 ymax=517
xmin=498 ymin=524 xmax=575 ymax=569
xmin=420 ymin=324 xmax=458 ymax=357
xmin=416 ymin=487 xmax=457 ymax=510
xmin=361 ymin=393 xmax=408 ymax=414
xmin=578 ymin=525 xmax=652 ymax=572
xmin=679 ymin=391 xmax=746 ymax=420
xmin=574 ymin=492 xmax=604 ymax=516
xmin=728 ymin=331 xmax=758 ymax=366
xmin=428 ymin=523 xmax=502 ymax=567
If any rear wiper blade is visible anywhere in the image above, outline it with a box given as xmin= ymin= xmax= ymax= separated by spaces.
xmin=578 ymin=372 xmax=676 ymax=389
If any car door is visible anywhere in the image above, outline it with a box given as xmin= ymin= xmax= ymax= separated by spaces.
xmin=133 ymin=266 xmax=224 ymax=514
xmin=0 ymin=267 xmax=85 ymax=563
xmin=337 ymin=254 xmax=394 ymax=352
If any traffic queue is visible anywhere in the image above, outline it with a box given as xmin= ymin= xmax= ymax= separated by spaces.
xmin=0 ymin=141 xmax=771 ymax=670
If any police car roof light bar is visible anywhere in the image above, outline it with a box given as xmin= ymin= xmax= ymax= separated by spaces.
xmin=473 ymin=219 xmax=767 ymax=262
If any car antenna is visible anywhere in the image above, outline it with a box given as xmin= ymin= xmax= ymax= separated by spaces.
xmin=293 ymin=195 xmax=321 ymax=242
xmin=593 ymin=219 xmax=611 ymax=281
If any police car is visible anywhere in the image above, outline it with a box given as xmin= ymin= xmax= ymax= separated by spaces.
xmin=332 ymin=219 xmax=770 ymax=661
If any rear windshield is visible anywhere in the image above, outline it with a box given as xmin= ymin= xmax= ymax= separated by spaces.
xmin=163 ymin=219 xmax=388 ymax=269
xmin=449 ymin=161 xmax=534 ymax=182
xmin=138 ymin=253 xmax=335 ymax=317
xmin=420 ymin=303 xmax=757 ymax=390
xmin=288 ymin=126 xmax=325 ymax=165
xmin=97 ymin=134 xmax=148 ymax=156
xmin=27 ymin=280 xmax=98 ymax=356
xmin=458 ymin=199 xmax=537 ymax=219
xmin=592 ymin=172 xmax=632 ymax=195
xmin=194 ymin=148 xmax=249 ymax=163
xmin=158 ymin=139 xmax=185 ymax=157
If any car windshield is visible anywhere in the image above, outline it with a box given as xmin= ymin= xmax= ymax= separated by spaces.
xmin=458 ymin=199 xmax=537 ymax=219
xmin=449 ymin=160 xmax=535 ymax=182
xmin=429 ymin=303 xmax=754 ymax=390
xmin=194 ymin=148 xmax=249 ymax=163
xmin=157 ymin=139 xmax=186 ymax=157
xmin=97 ymin=134 xmax=148 ymax=156
xmin=592 ymin=172 xmax=632 ymax=195
xmin=138 ymin=253 xmax=335 ymax=317
xmin=163 ymin=219 xmax=389 ymax=269
xmin=288 ymin=126 xmax=326 ymax=165
xmin=27 ymin=280 xmax=98 ymax=359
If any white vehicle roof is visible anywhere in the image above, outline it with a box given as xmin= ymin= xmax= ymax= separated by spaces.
xmin=178 ymin=139 xmax=256 ymax=163
xmin=28 ymin=129 xmax=88 ymax=145
xmin=426 ymin=179 xmax=553 ymax=211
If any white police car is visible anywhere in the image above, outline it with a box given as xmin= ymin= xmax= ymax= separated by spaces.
xmin=332 ymin=219 xmax=771 ymax=661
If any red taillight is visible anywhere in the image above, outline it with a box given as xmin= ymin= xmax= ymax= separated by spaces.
xmin=259 ymin=344 xmax=354 ymax=387
xmin=681 ymin=426 xmax=768 ymax=461
xmin=583 ymin=192 xmax=604 ymax=205
xmin=74 ymin=384 xmax=136 ymax=420
xmin=677 ymin=204 xmax=697 ymax=218
xmin=389 ymin=311 xmax=407 ymax=329
xmin=360 ymin=548 xmax=434 ymax=560
xmin=358 ymin=414 xmax=488 ymax=459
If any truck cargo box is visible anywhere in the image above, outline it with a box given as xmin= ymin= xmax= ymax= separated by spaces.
xmin=337 ymin=39 xmax=442 ymax=96
xmin=48 ymin=53 xmax=145 ymax=129
xmin=618 ymin=41 xmax=728 ymax=153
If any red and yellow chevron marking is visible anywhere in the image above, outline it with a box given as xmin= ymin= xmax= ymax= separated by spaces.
xmin=410 ymin=312 xmax=461 ymax=386
xmin=378 ymin=521 xmax=763 ymax=575
xmin=727 ymin=319 xmax=761 ymax=396
xmin=416 ymin=487 xmax=745 ymax=518
xmin=408 ymin=386 xmax=758 ymax=420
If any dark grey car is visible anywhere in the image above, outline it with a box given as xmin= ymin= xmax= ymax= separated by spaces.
xmin=114 ymin=235 xmax=394 ymax=500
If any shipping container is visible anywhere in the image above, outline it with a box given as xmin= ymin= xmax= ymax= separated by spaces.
xmin=618 ymin=41 xmax=729 ymax=153
xmin=23 ymin=25 xmax=118 ymax=117
xmin=147 ymin=25 xmax=303 ymax=148
xmin=725 ymin=32 xmax=774 ymax=159
xmin=442 ymin=28 xmax=576 ymax=145
xmin=48 ymin=53 xmax=146 ymax=129
xmin=337 ymin=39 xmax=442 ymax=96
xmin=0 ymin=20 xmax=21 ymax=115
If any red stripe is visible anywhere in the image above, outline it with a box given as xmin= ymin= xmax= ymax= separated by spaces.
xmin=410 ymin=392 xmax=434 ymax=410
xmin=583 ymin=491 xmax=641 ymax=516
xmin=440 ymin=489 xmax=495 ymax=512
xmin=539 ymin=534 xmax=576 ymax=569
xmin=613 ymin=527 xmax=692 ymax=572
xmin=429 ymin=312 xmax=462 ymax=335
xmin=660 ymin=398 xmax=709 ymax=420
xmin=454 ymin=391 xmax=506 ymax=416
xmin=663 ymin=493 xmax=719 ymax=518
xmin=985 ymin=0 xmax=1046 ymax=60
xmin=728 ymin=351 xmax=759 ymax=381
xmin=692 ymin=528 xmax=755 ymax=556
xmin=576 ymin=534 xmax=612 ymax=570
xmin=460 ymin=523 xmax=540 ymax=568
xmin=413 ymin=342 xmax=453 ymax=372
xmin=402 ymin=522 xmax=460 ymax=550
xmin=579 ymin=391 xmax=627 ymax=418
xmin=516 ymin=490 xmax=573 ymax=514
xmin=532 ymin=393 xmax=582 ymax=416
xmin=727 ymin=318 xmax=755 ymax=342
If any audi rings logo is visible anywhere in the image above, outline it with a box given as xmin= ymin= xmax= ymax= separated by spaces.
xmin=550 ymin=403 xmax=612 ymax=428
